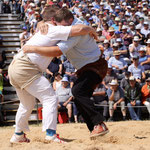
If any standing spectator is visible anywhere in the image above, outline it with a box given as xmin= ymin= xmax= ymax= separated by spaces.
xmin=128 ymin=55 xmax=146 ymax=83
xmin=46 ymin=57 xmax=62 ymax=83
xmin=107 ymin=79 xmax=126 ymax=121
xmin=92 ymin=83 xmax=108 ymax=121
xmin=125 ymin=76 xmax=141 ymax=120
xmin=2 ymin=0 xmax=11 ymax=13
xmin=141 ymin=77 xmax=150 ymax=119
xmin=52 ymin=72 xmax=62 ymax=91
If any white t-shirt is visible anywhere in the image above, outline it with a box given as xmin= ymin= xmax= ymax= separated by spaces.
xmin=16 ymin=24 xmax=71 ymax=72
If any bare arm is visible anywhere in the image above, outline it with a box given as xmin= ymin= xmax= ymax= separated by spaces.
xmin=70 ymin=24 xmax=98 ymax=40
xmin=37 ymin=21 xmax=98 ymax=39
xmin=23 ymin=45 xmax=62 ymax=57
xmin=93 ymin=91 xmax=106 ymax=96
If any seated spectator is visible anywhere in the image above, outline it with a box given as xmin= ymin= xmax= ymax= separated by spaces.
xmin=146 ymin=39 xmax=150 ymax=55
xmin=116 ymin=38 xmax=128 ymax=59
xmin=46 ymin=57 xmax=62 ymax=83
xmin=120 ymin=25 xmax=133 ymax=48
xmin=141 ymin=22 xmax=150 ymax=38
xmin=56 ymin=77 xmax=77 ymax=123
xmin=138 ymin=46 xmax=150 ymax=72
xmin=107 ymin=79 xmax=126 ymax=121
xmin=62 ymin=59 xmax=76 ymax=88
xmin=103 ymin=39 xmax=113 ymax=61
xmin=92 ymin=83 xmax=108 ymax=121
xmin=129 ymin=36 xmax=143 ymax=58
xmin=19 ymin=26 xmax=30 ymax=47
xmin=120 ymin=71 xmax=131 ymax=92
xmin=141 ymin=77 xmax=150 ymax=119
xmin=103 ymin=65 xmax=118 ymax=89
xmin=108 ymin=50 xmax=128 ymax=74
xmin=135 ymin=25 xmax=145 ymax=45
xmin=125 ymin=76 xmax=141 ymax=120
xmin=52 ymin=72 xmax=62 ymax=91
xmin=96 ymin=28 xmax=106 ymax=45
xmin=128 ymin=55 xmax=146 ymax=83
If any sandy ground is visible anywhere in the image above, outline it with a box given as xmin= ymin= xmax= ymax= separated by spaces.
xmin=0 ymin=121 xmax=150 ymax=150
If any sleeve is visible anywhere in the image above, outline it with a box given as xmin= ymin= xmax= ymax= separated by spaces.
xmin=122 ymin=59 xmax=127 ymax=67
xmin=141 ymin=66 xmax=145 ymax=73
xmin=128 ymin=65 xmax=132 ymax=73
xmin=47 ymin=26 xmax=72 ymax=41
xmin=119 ymin=87 xmax=124 ymax=98
xmin=107 ymin=89 xmax=112 ymax=98
xmin=57 ymin=36 xmax=81 ymax=54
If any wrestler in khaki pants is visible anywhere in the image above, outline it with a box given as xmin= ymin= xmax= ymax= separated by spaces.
xmin=15 ymin=76 xmax=58 ymax=133
xmin=8 ymin=54 xmax=63 ymax=143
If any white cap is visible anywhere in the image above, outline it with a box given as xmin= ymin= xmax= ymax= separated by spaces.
xmin=115 ymin=17 xmax=120 ymax=21
xmin=61 ymin=77 xmax=69 ymax=82
xmin=127 ymin=6 xmax=131 ymax=9
xmin=115 ymin=6 xmax=120 ymax=9
xmin=133 ymin=36 xmax=139 ymax=41
xmin=29 ymin=3 xmax=35 ymax=7
xmin=129 ymin=22 xmax=134 ymax=26
xmin=62 ymin=3 xmax=67 ymax=7
xmin=86 ymin=13 xmax=90 ymax=17
xmin=146 ymin=39 xmax=150 ymax=44
xmin=122 ymin=25 xmax=128 ymax=29
xmin=116 ymin=38 xmax=122 ymax=42
xmin=129 ymin=76 xmax=135 ymax=81
xmin=135 ymin=24 xmax=141 ymax=30
xmin=104 ymin=39 xmax=109 ymax=43
xmin=144 ymin=22 xmax=149 ymax=25
xmin=139 ymin=46 xmax=146 ymax=52
xmin=113 ymin=43 xmax=118 ymax=47
xmin=96 ymin=28 xmax=102 ymax=32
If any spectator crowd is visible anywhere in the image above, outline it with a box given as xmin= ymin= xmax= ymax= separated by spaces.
xmin=0 ymin=0 xmax=150 ymax=123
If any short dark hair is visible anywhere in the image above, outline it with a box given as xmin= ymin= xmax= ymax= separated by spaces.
xmin=54 ymin=8 xmax=74 ymax=23
xmin=42 ymin=6 xmax=60 ymax=22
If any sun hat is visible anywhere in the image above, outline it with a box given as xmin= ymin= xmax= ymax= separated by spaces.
xmin=113 ymin=50 xmax=121 ymax=55
xmin=109 ymin=80 xmax=119 ymax=85
xmin=108 ymin=27 xmax=115 ymax=32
